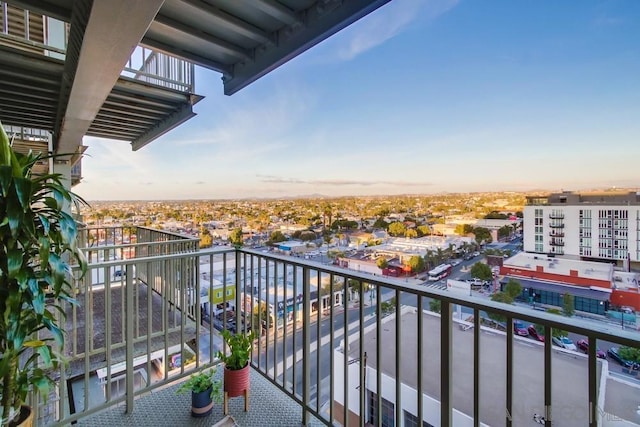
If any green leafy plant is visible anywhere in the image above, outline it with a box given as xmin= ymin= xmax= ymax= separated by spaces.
xmin=217 ymin=330 xmax=256 ymax=370
xmin=176 ymin=368 xmax=222 ymax=401
xmin=0 ymin=122 xmax=87 ymax=425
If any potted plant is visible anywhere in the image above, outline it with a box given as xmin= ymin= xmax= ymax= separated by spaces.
xmin=176 ymin=367 xmax=222 ymax=417
xmin=0 ymin=122 xmax=87 ymax=426
xmin=217 ymin=329 xmax=256 ymax=414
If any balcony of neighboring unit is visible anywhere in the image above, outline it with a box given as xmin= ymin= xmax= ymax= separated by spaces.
xmin=24 ymin=225 xmax=640 ymax=427
xmin=549 ymin=231 xmax=565 ymax=238
xmin=549 ymin=223 xmax=565 ymax=228
xmin=549 ymin=239 xmax=565 ymax=247
xmin=0 ymin=2 xmax=201 ymax=152
xmin=549 ymin=213 xmax=565 ymax=219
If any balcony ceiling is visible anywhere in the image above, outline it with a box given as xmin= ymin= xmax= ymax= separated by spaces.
xmin=2 ymin=0 xmax=389 ymax=156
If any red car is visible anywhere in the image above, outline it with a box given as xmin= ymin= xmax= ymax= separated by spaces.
xmin=576 ymin=339 xmax=606 ymax=359
xmin=513 ymin=321 xmax=529 ymax=337
xmin=527 ymin=325 xmax=544 ymax=342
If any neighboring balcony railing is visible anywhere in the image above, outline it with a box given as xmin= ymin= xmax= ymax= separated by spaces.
xmin=28 ymin=226 xmax=640 ymax=427
xmin=549 ymin=223 xmax=565 ymax=229
xmin=549 ymin=231 xmax=565 ymax=238
xmin=549 ymin=240 xmax=565 ymax=246
xmin=0 ymin=3 xmax=194 ymax=93
xmin=549 ymin=213 xmax=565 ymax=219
xmin=122 ymin=46 xmax=195 ymax=93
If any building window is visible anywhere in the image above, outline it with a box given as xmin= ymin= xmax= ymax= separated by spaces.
xmin=368 ymin=392 xmax=395 ymax=427
xmin=404 ymin=410 xmax=435 ymax=427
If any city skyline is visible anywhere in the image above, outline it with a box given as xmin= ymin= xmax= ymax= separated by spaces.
xmin=75 ymin=0 xmax=640 ymax=201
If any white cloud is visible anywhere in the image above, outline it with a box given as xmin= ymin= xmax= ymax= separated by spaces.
xmin=171 ymin=85 xmax=313 ymax=150
xmin=336 ymin=0 xmax=459 ymax=61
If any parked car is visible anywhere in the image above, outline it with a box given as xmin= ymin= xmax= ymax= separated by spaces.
xmin=607 ymin=347 xmax=639 ymax=369
xmin=527 ymin=325 xmax=544 ymax=342
xmin=450 ymin=259 xmax=462 ymax=266
xmin=576 ymin=339 xmax=606 ymax=359
xmin=552 ymin=336 xmax=577 ymax=351
xmin=472 ymin=251 xmax=480 ymax=257
xmin=513 ymin=321 xmax=529 ymax=337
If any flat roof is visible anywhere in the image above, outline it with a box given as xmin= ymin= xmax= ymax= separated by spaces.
xmin=504 ymin=252 xmax=613 ymax=282
xmin=345 ymin=309 xmax=600 ymax=427
xmin=368 ymin=236 xmax=475 ymax=254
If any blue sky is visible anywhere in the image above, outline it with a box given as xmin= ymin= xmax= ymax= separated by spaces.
xmin=76 ymin=0 xmax=640 ymax=201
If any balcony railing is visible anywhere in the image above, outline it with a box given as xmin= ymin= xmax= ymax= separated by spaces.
xmin=27 ymin=226 xmax=640 ymax=427
xmin=549 ymin=213 xmax=565 ymax=219
xmin=549 ymin=240 xmax=565 ymax=247
xmin=549 ymin=223 xmax=565 ymax=229
xmin=549 ymin=231 xmax=565 ymax=238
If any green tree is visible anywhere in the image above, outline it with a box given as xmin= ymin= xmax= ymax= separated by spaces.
xmin=470 ymin=262 xmax=493 ymax=281
xmin=348 ymin=279 xmax=371 ymax=299
xmin=299 ymin=230 xmax=317 ymax=241
xmin=417 ymin=225 xmax=431 ymax=236
xmin=200 ymin=227 xmax=213 ymax=248
xmin=504 ymin=279 xmax=522 ymax=300
xmin=267 ymin=230 xmax=287 ymax=244
xmin=618 ymin=347 xmax=640 ymax=363
xmin=562 ymin=293 xmax=575 ymax=317
xmin=484 ymin=211 xmax=509 ymax=219
xmin=429 ymin=299 xmax=441 ymax=314
xmin=380 ymin=297 xmax=396 ymax=315
xmin=487 ymin=292 xmax=513 ymax=322
xmin=388 ymin=221 xmax=406 ymax=237
xmin=229 ymin=227 xmax=243 ymax=247
xmin=473 ymin=227 xmax=492 ymax=244
xmin=408 ymin=255 xmax=426 ymax=273
xmin=251 ymin=302 xmax=272 ymax=332
xmin=373 ymin=217 xmax=389 ymax=230
xmin=498 ymin=225 xmax=512 ymax=239
xmin=405 ymin=228 xmax=418 ymax=239
xmin=376 ymin=257 xmax=388 ymax=270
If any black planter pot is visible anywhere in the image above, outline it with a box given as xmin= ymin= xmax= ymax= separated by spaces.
xmin=191 ymin=388 xmax=213 ymax=417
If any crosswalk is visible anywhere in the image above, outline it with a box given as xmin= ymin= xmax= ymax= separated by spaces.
xmin=423 ymin=281 xmax=447 ymax=290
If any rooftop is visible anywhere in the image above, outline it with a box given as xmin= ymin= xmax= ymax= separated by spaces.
xmin=504 ymin=252 xmax=614 ymax=283
xmin=346 ymin=309 xmax=601 ymax=427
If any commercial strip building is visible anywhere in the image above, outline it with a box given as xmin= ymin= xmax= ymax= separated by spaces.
xmin=500 ymin=251 xmax=640 ymax=314
xmin=523 ymin=191 xmax=640 ymax=266
xmin=367 ymin=236 xmax=475 ymax=260
xmin=433 ymin=217 xmax=522 ymax=241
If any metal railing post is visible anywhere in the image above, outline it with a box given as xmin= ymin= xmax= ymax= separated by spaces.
xmin=302 ymin=267 xmax=311 ymax=426
xmin=235 ymin=249 xmax=242 ymax=326
xmin=125 ymin=263 xmax=135 ymax=413
xmin=441 ymin=299 xmax=452 ymax=426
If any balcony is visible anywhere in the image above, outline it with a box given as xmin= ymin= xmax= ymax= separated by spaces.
xmin=23 ymin=226 xmax=640 ymax=427
xmin=549 ymin=223 xmax=565 ymax=229
xmin=549 ymin=231 xmax=565 ymax=238
xmin=549 ymin=239 xmax=565 ymax=247
xmin=549 ymin=213 xmax=565 ymax=219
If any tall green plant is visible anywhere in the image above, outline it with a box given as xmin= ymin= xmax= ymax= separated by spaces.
xmin=217 ymin=330 xmax=256 ymax=370
xmin=0 ymin=123 xmax=87 ymax=425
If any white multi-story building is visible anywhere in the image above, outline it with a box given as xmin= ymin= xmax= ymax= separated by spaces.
xmin=523 ymin=191 xmax=640 ymax=266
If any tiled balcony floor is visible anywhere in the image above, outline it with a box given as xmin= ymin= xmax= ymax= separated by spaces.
xmin=76 ymin=369 xmax=326 ymax=427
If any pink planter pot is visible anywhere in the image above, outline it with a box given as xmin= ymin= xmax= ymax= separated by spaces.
xmin=223 ymin=364 xmax=250 ymax=397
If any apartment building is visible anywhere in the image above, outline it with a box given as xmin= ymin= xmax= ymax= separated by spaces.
xmin=523 ymin=191 xmax=640 ymax=266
